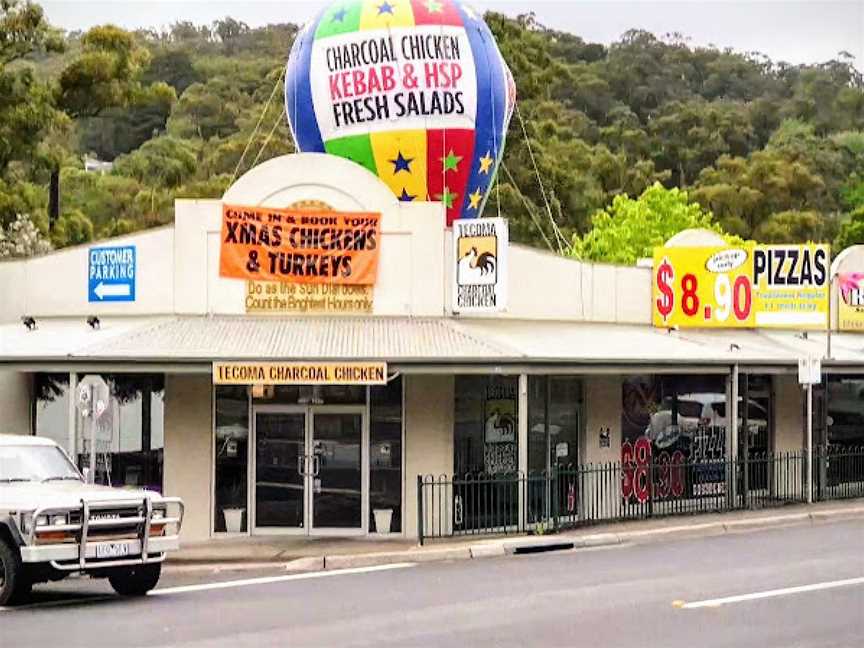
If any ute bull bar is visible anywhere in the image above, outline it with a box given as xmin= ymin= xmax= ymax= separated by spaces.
xmin=20 ymin=497 xmax=184 ymax=571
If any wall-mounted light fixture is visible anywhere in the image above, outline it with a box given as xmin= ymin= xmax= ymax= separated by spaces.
xmin=21 ymin=316 xmax=36 ymax=331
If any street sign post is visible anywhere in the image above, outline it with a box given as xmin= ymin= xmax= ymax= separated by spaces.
xmin=798 ymin=356 xmax=822 ymax=504
xmin=76 ymin=375 xmax=110 ymax=483
xmin=88 ymin=245 xmax=136 ymax=302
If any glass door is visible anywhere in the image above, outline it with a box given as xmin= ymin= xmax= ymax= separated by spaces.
xmin=253 ymin=409 xmax=307 ymax=531
xmin=252 ymin=405 xmax=367 ymax=535
xmin=310 ymin=409 xmax=365 ymax=533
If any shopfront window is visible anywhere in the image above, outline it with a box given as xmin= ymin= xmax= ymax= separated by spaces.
xmin=454 ymin=375 xmax=519 ymax=475
xmin=826 ymin=377 xmax=864 ymax=448
xmin=34 ymin=373 xmax=164 ymax=490
xmin=370 ymin=377 xmax=403 ymax=533
xmin=251 ymin=385 xmax=366 ymax=405
xmin=215 ymin=386 xmax=249 ymax=533
xmin=738 ymin=375 xmax=773 ymax=455
xmin=621 ymin=375 xmax=727 ymax=503
xmin=34 ymin=373 xmax=72 ymax=454
xmin=527 ymin=376 xmax=582 ymax=522
xmin=528 ymin=376 xmax=581 ymax=473
xmin=622 ymin=375 xmax=727 ymax=460
xmin=74 ymin=374 xmax=165 ymax=491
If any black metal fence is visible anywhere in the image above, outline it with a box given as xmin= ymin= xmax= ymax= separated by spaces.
xmin=417 ymin=447 xmax=864 ymax=544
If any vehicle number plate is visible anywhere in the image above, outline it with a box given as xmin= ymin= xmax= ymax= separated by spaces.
xmin=96 ymin=541 xmax=133 ymax=559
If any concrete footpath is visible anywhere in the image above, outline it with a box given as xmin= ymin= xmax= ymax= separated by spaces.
xmin=164 ymin=499 xmax=864 ymax=573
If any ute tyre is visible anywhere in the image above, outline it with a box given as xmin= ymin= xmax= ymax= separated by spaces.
xmin=0 ymin=538 xmax=30 ymax=606
xmin=109 ymin=563 xmax=162 ymax=597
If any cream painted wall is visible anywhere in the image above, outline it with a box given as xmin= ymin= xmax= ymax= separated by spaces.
xmin=580 ymin=376 xmax=623 ymax=517
xmin=0 ymin=260 xmax=26 ymax=323
xmin=0 ymin=154 xmax=666 ymax=325
xmin=163 ymin=374 xmax=212 ymax=542
xmin=453 ymin=244 xmax=652 ymax=324
xmin=0 ymin=370 xmax=31 ymax=434
xmin=774 ymin=375 xmax=804 ymax=451
xmin=582 ymin=376 xmax=623 ymax=464
xmin=772 ymin=374 xmax=804 ymax=495
xmin=404 ymin=374 xmax=454 ymax=539
xmin=0 ymin=228 xmax=174 ymax=320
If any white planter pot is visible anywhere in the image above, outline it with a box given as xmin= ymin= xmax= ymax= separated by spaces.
xmin=223 ymin=508 xmax=245 ymax=533
xmin=373 ymin=508 xmax=393 ymax=535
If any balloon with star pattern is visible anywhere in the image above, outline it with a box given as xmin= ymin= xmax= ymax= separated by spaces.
xmin=285 ymin=0 xmax=515 ymax=225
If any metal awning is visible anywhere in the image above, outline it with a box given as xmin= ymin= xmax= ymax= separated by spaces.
xmin=1 ymin=316 xmax=863 ymax=372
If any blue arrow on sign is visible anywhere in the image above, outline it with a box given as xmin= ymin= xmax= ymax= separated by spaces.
xmin=88 ymin=245 xmax=136 ymax=302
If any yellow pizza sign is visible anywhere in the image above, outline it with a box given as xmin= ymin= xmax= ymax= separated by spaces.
xmin=652 ymin=244 xmax=829 ymax=329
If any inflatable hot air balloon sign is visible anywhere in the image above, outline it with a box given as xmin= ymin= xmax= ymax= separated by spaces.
xmin=285 ymin=0 xmax=516 ymax=225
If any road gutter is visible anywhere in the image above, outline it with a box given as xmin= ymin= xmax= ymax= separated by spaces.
xmin=163 ymin=503 xmax=864 ymax=574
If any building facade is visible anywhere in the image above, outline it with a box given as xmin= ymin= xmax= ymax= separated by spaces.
xmin=1 ymin=154 xmax=862 ymax=543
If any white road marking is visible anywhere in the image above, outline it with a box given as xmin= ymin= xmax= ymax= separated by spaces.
xmin=0 ymin=563 xmax=416 ymax=612
xmin=150 ymin=562 xmax=416 ymax=596
xmin=679 ymin=576 xmax=864 ymax=609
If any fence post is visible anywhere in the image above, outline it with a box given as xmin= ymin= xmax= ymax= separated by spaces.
xmin=552 ymin=468 xmax=559 ymax=531
xmin=417 ymin=475 xmax=424 ymax=546
xmin=518 ymin=374 xmax=529 ymax=531
xmin=648 ymin=457 xmax=655 ymax=519
xmin=807 ymin=383 xmax=813 ymax=504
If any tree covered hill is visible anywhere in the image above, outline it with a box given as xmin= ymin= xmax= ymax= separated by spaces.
xmin=1 ymin=1 xmax=863 ymax=261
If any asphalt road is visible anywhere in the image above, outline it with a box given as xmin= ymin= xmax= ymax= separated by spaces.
xmin=2 ymin=520 xmax=863 ymax=648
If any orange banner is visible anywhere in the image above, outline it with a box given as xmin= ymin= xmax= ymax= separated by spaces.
xmin=219 ymin=204 xmax=381 ymax=285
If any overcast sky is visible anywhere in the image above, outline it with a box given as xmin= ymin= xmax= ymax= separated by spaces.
xmin=41 ymin=1 xmax=864 ymax=70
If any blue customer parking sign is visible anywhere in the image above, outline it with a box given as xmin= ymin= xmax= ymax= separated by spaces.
xmin=88 ymin=246 xmax=136 ymax=302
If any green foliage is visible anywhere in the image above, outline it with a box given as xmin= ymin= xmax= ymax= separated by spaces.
xmin=0 ymin=0 xmax=62 ymax=178
xmin=834 ymin=206 xmax=864 ymax=251
xmin=0 ymin=0 xmax=63 ymax=65
xmin=753 ymin=210 xmax=825 ymax=244
xmin=572 ymin=183 xmax=729 ymax=265
xmin=50 ymin=208 xmax=93 ymax=247
xmin=3 ymin=6 xmax=864 ymax=260
xmin=57 ymin=25 xmax=153 ymax=118
xmin=0 ymin=178 xmax=46 ymax=227
xmin=113 ymin=136 xmax=198 ymax=188
xmin=59 ymin=167 xmax=144 ymax=235
xmin=0 ymin=213 xmax=52 ymax=258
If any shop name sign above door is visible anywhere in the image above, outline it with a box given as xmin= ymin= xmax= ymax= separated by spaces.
xmin=653 ymin=244 xmax=829 ymax=329
xmin=213 ymin=361 xmax=388 ymax=386
xmin=452 ymin=217 xmax=508 ymax=313
xmin=220 ymin=204 xmax=381 ymax=285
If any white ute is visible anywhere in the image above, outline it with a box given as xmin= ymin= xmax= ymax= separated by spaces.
xmin=0 ymin=435 xmax=183 ymax=605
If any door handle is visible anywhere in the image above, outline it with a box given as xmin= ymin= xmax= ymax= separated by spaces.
xmin=297 ymin=455 xmax=307 ymax=476
xmin=312 ymin=455 xmax=320 ymax=476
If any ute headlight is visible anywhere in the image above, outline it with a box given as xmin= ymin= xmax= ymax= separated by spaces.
xmin=36 ymin=515 xmax=49 ymax=527
xmin=151 ymin=507 xmax=166 ymax=520
xmin=50 ymin=514 xmax=68 ymax=527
